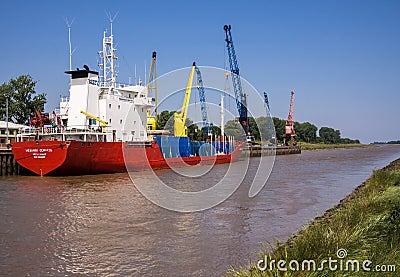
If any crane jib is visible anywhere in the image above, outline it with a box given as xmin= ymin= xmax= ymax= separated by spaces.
xmin=194 ymin=66 xmax=208 ymax=126
xmin=224 ymin=25 xmax=248 ymax=135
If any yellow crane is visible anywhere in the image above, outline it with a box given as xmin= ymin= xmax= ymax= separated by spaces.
xmin=80 ymin=110 xmax=107 ymax=132
xmin=147 ymin=109 xmax=156 ymax=130
xmin=174 ymin=62 xmax=196 ymax=137
xmin=147 ymin=51 xmax=158 ymax=131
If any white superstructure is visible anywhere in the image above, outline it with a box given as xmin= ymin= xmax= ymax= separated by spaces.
xmin=58 ymin=21 xmax=154 ymax=142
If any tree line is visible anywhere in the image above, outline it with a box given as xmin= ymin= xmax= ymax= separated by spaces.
xmin=271 ymin=117 xmax=359 ymax=144
xmin=372 ymin=140 xmax=400 ymax=145
xmin=0 ymin=75 xmax=46 ymax=124
xmin=157 ymin=110 xmax=360 ymax=144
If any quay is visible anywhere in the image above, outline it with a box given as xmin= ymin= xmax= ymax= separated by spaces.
xmin=242 ymin=145 xmax=301 ymax=157
xmin=0 ymin=148 xmax=23 ymax=176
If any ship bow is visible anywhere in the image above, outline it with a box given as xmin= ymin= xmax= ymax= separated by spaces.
xmin=12 ymin=141 xmax=69 ymax=176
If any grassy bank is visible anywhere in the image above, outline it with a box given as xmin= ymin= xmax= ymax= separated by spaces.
xmin=297 ymin=142 xmax=373 ymax=151
xmin=229 ymin=159 xmax=400 ymax=276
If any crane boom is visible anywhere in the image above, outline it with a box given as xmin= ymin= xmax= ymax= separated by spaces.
xmin=147 ymin=51 xmax=158 ymax=130
xmin=194 ymin=65 xmax=208 ymax=127
xmin=80 ymin=110 xmax=107 ymax=132
xmin=264 ymin=92 xmax=275 ymax=144
xmin=224 ymin=24 xmax=248 ymax=135
xmin=147 ymin=51 xmax=158 ymax=117
xmin=174 ymin=62 xmax=196 ymax=137
xmin=263 ymin=92 xmax=270 ymax=113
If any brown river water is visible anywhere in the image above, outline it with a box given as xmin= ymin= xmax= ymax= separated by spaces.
xmin=1 ymin=145 xmax=400 ymax=276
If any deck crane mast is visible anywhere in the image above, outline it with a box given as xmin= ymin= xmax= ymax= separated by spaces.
xmin=194 ymin=65 xmax=211 ymax=137
xmin=147 ymin=51 xmax=157 ymax=130
xmin=263 ymin=92 xmax=275 ymax=144
xmin=284 ymin=90 xmax=297 ymax=146
xmin=223 ymin=24 xmax=248 ymax=136
xmin=174 ymin=62 xmax=196 ymax=137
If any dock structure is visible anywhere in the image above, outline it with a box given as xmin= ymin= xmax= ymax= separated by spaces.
xmin=0 ymin=148 xmax=23 ymax=176
xmin=242 ymin=145 xmax=301 ymax=157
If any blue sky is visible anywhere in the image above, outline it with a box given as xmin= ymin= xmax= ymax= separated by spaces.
xmin=1 ymin=0 xmax=399 ymax=143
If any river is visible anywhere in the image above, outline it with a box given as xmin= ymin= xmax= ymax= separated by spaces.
xmin=1 ymin=145 xmax=400 ymax=276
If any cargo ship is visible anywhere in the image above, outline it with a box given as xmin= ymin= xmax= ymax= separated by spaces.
xmin=12 ymin=23 xmax=241 ymax=176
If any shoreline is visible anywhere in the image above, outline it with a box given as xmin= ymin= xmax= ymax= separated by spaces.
xmin=298 ymin=142 xmax=375 ymax=151
xmin=229 ymin=157 xmax=400 ymax=276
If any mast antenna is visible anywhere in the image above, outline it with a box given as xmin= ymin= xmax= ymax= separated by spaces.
xmin=98 ymin=11 xmax=119 ymax=87
xmin=106 ymin=11 xmax=119 ymax=36
xmin=65 ymin=17 xmax=77 ymax=71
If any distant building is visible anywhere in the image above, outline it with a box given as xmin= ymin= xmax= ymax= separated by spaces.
xmin=0 ymin=121 xmax=28 ymax=146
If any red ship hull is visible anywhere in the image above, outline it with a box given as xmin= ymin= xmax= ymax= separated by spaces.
xmin=12 ymin=140 xmax=242 ymax=176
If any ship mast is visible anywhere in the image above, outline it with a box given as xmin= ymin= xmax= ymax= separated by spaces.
xmin=98 ymin=13 xmax=118 ymax=87
xmin=65 ymin=18 xmax=75 ymax=71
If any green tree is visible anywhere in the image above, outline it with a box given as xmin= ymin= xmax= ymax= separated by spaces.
xmin=0 ymin=75 xmax=46 ymax=124
xmin=340 ymin=138 xmax=360 ymax=144
xmin=273 ymin=117 xmax=286 ymax=142
xmin=319 ymin=127 xmax=341 ymax=144
xmin=156 ymin=110 xmax=175 ymax=133
xmin=224 ymin=120 xmax=243 ymax=140
xmin=256 ymin=116 xmax=275 ymax=142
xmin=0 ymin=83 xmax=13 ymax=121
xmin=302 ymin=122 xmax=318 ymax=142
xmin=186 ymin=118 xmax=199 ymax=141
xmin=156 ymin=110 xmax=199 ymax=138
xmin=211 ymin=125 xmax=222 ymax=137
xmin=295 ymin=121 xmax=318 ymax=143
xmin=248 ymin=117 xmax=260 ymax=141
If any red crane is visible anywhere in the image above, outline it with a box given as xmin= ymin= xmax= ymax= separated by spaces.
xmin=30 ymin=109 xmax=50 ymax=128
xmin=284 ymin=90 xmax=297 ymax=146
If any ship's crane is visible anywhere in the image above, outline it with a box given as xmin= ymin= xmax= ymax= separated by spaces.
xmin=263 ymin=92 xmax=276 ymax=144
xmin=194 ymin=65 xmax=211 ymax=137
xmin=147 ymin=110 xmax=156 ymax=130
xmin=147 ymin=51 xmax=158 ymax=130
xmin=30 ymin=109 xmax=50 ymax=128
xmin=224 ymin=24 xmax=248 ymax=136
xmin=80 ymin=110 xmax=108 ymax=132
xmin=284 ymin=90 xmax=297 ymax=146
xmin=174 ymin=62 xmax=196 ymax=137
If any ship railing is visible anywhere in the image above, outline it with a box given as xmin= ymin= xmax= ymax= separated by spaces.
xmin=17 ymin=125 xmax=112 ymax=137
